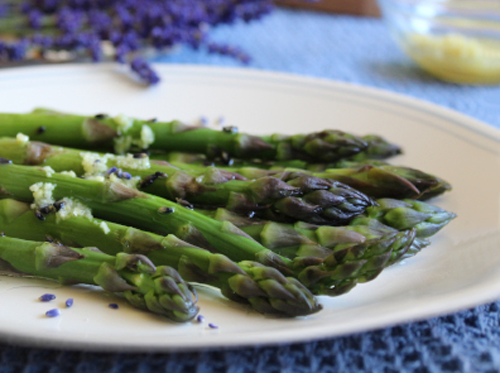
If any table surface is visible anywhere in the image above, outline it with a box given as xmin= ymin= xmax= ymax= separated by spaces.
xmin=1 ymin=8 xmax=500 ymax=373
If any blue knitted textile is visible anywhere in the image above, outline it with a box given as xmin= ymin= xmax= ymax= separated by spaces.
xmin=1 ymin=8 xmax=500 ymax=373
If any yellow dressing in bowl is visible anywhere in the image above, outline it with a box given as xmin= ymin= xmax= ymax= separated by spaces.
xmin=401 ymin=33 xmax=500 ymax=84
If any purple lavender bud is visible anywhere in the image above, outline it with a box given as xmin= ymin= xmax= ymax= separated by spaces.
xmin=114 ymin=44 xmax=129 ymax=64
xmin=207 ymin=43 xmax=219 ymax=54
xmin=105 ymin=166 xmax=117 ymax=175
xmin=199 ymin=116 xmax=208 ymax=126
xmin=208 ymin=323 xmax=218 ymax=329
xmin=115 ymin=5 xmax=134 ymax=30
xmin=31 ymin=34 xmax=54 ymax=48
xmin=20 ymin=2 xmax=32 ymax=14
xmin=45 ymin=309 xmax=60 ymax=318
xmin=87 ymin=9 xmax=112 ymax=35
xmin=122 ymin=31 xmax=140 ymax=51
xmin=206 ymin=42 xmax=251 ymax=64
xmin=122 ymin=172 xmax=132 ymax=180
xmin=57 ymin=8 xmax=84 ymax=33
xmin=28 ymin=10 xmax=43 ymax=29
xmin=6 ymin=40 xmax=28 ymax=61
xmin=109 ymin=31 xmax=122 ymax=46
xmin=108 ymin=303 xmax=119 ymax=309
xmin=65 ymin=298 xmax=74 ymax=308
xmin=197 ymin=315 xmax=205 ymax=323
xmin=40 ymin=293 xmax=56 ymax=302
xmin=89 ymin=40 xmax=102 ymax=62
xmin=39 ymin=0 xmax=60 ymax=14
xmin=130 ymin=57 xmax=160 ymax=85
xmin=237 ymin=52 xmax=252 ymax=65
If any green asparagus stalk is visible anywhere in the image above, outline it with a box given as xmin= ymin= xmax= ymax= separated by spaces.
xmin=0 ymin=197 xmax=415 ymax=298
xmin=151 ymin=131 xmax=402 ymax=164
xmin=0 ymin=137 xmax=374 ymax=225
xmin=0 ymin=199 xmax=321 ymax=317
xmin=280 ymin=165 xmax=450 ymax=201
xmin=204 ymin=211 xmax=428 ymax=295
xmin=346 ymin=134 xmax=402 ymax=161
xmin=193 ymin=193 xmax=456 ymax=264
xmin=0 ymin=161 xmax=285 ymax=264
xmin=196 ymin=207 xmax=429 ymax=262
xmin=0 ymin=109 xmax=400 ymax=162
xmin=275 ymin=159 xmax=452 ymax=200
xmin=0 ymin=163 xmax=416 ymax=296
xmin=298 ymin=229 xmax=418 ymax=296
xmin=241 ymin=166 xmax=449 ymax=201
xmin=155 ymin=152 xmax=451 ymax=200
xmin=0 ymin=235 xmax=199 ymax=322
xmin=198 ymin=195 xmax=456 ymax=247
xmin=359 ymin=198 xmax=457 ymax=238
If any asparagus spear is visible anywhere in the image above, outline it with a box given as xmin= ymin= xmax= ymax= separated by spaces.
xmin=359 ymin=198 xmax=457 ymax=238
xmin=198 ymin=195 xmax=456 ymax=251
xmin=272 ymin=159 xmax=452 ymax=200
xmin=151 ymin=131 xmax=402 ymax=164
xmin=0 ymin=161 xmax=284 ymax=264
xmin=236 ymin=166 xmax=448 ymax=201
xmin=155 ymin=152 xmax=451 ymax=200
xmin=0 ymin=109 xmax=399 ymax=162
xmin=347 ymin=134 xmax=402 ymax=161
xmin=0 ymin=137 xmax=374 ymax=225
xmin=0 ymin=199 xmax=321 ymax=317
xmin=0 ymin=163 xmax=416 ymax=296
xmin=193 ymin=193 xmax=455 ymax=265
xmin=274 ymin=164 xmax=451 ymax=201
xmin=0 ymin=235 xmax=199 ymax=322
xmin=195 ymin=207 xmax=429 ymax=262
xmin=197 ymin=210 xmax=429 ymax=296
xmin=0 ymin=197 xmax=415 ymax=298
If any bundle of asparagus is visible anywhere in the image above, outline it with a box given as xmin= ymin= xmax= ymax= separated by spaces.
xmin=0 ymin=109 xmax=456 ymax=323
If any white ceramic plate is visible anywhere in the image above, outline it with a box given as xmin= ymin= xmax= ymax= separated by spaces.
xmin=0 ymin=64 xmax=499 ymax=352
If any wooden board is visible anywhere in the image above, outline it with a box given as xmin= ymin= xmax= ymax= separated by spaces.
xmin=277 ymin=0 xmax=381 ymax=17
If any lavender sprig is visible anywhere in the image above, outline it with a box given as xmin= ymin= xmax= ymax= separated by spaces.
xmin=0 ymin=0 xmax=277 ymax=84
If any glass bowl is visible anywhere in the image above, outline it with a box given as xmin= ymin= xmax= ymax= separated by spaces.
xmin=377 ymin=0 xmax=500 ymax=84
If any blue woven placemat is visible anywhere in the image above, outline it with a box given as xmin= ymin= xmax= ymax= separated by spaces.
xmin=1 ymin=8 xmax=500 ymax=373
